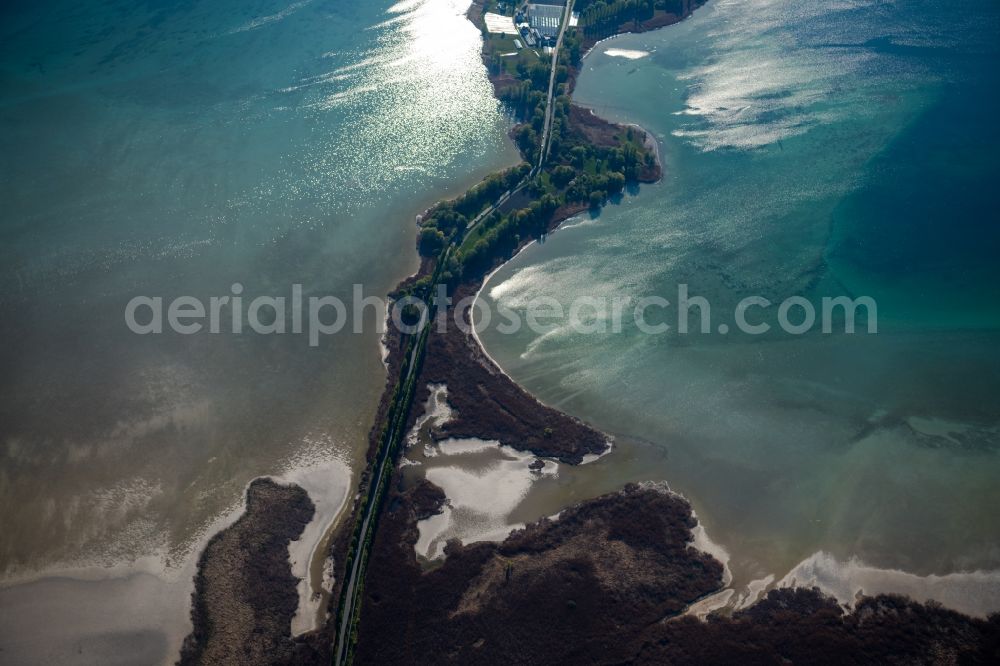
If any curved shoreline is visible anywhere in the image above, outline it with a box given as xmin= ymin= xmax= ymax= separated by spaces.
xmin=465 ymin=27 xmax=666 ymax=387
xmin=179 ymin=479 xmax=314 ymax=666
xmin=0 ymin=473 xmax=255 ymax=666
xmin=464 ymin=14 xmax=1000 ymax=627
xmin=177 ymin=2 xmax=999 ymax=662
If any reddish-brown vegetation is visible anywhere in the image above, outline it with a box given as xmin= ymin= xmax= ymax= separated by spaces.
xmin=179 ymin=479 xmax=314 ymax=666
xmin=637 ymin=589 xmax=1000 ymax=664
xmin=353 ymin=483 xmax=724 ymax=664
xmin=350 ymin=482 xmax=1000 ymax=664
xmin=566 ymin=105 xmax=661 ymax=181
xmin=413 ymin=283 xmax=609 ymax=464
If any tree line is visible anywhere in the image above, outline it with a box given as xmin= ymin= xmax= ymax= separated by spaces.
xmin=415 ymin=21 xmax=659 ymax=283
xmin=577 ymin=0 xmax=687 ymax=39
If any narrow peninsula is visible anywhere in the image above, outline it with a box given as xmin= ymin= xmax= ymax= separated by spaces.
xmin=180 ymin=2 xmax=1000 ymax=665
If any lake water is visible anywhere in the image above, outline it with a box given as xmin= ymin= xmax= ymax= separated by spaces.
xmin=477 ymin=0 xmax=1000 ymax=614
xmin=0 ymin=0 xmax=518 ymax=663
xmin=3 ymin=0 xmax=999 ymax=661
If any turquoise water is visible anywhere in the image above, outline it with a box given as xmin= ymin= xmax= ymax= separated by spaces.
xmin=0 ymin=0 xmax=517 ymax=662
xmin=1 ymin=0 xmax=998 ymax=659
xmin=478 ymin=0 xmax=1000 ymax=609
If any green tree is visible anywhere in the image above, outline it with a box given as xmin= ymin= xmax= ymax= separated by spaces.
xmin=418 ymin=227 xmax=446 ymax=256
xmin=551 ymin=165 xmax=576 ymax=187
xmin=606 ymin=171 xmax=626 ymax=193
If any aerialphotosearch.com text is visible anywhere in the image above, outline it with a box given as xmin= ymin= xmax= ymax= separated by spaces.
xmin=124 ymin=283 xmax=877 ymax=346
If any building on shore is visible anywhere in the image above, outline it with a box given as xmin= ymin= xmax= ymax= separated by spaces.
xmin=526 ymin=2 xmax=564 ymax=45
xmin=484 ymin=12 xmax=519 ymax=35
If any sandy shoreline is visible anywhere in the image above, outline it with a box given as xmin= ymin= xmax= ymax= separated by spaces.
xmin=0 ymin=449 xmax=355 ymax=665
xmin=0 ymin=493 xmax=249 ymax=666
xmin=460 ymin=8 xmax=1000 ymax=622
xmin=158 ymin=1 xmax=1000 ymax=662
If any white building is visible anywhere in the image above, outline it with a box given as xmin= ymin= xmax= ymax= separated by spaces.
xmin=484 ymin=12 xmax=519 ymax=35
xmin=527 ymin=3 xmax=563 ymax=39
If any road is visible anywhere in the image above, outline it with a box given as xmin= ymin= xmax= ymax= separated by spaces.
xmin=537 ymin=0 xmax=574 ymax=169
xmin=466 ymin=179 xmax=524 ymax=233
xmin=332 ymin=5 xmax=574 ymax=663
xmin=332 ymin=273 xmax=436 ymax=665
xmin=333 ymin=333 xmax=421 ymax=666
xmin=334 ymin=180 xmax=516 ymax=666
xmin=468 ymin=0 xmax=573 ymax=233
